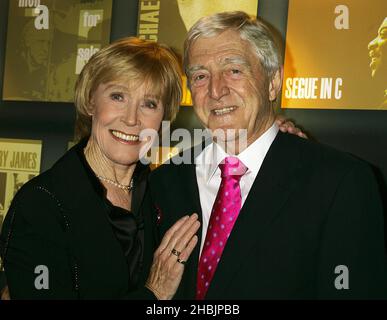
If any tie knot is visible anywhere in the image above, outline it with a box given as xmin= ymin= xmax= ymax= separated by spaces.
xmin=219 ymin=156 xmax=247 ymax=178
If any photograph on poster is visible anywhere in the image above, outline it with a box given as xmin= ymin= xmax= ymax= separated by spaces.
xmin=2 ymin=0 xmax=112 ymax=102
xmin=282 ymin=0 xmax=387 ymax=110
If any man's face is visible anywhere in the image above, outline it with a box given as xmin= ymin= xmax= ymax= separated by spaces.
xmin=24 ymin=28 xmax=51 ymax=67
xmin=368 ymin=17 xmax=387 ymax=80
xmin=187 ymin=30 xmax=278 ymax=150
xmin=13 ymin=173 xmax=28 ymax=196
xmin=29 ymin=40 xmax=50 ymax=66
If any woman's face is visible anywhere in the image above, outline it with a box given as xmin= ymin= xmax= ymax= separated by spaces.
xmin=89 ymin=79 xmax=164 ymax=167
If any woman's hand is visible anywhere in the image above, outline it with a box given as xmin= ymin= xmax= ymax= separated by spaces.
xmin=275 ymin=115 xmax=308 ymax=139
xmin=146 ymin=214 xmax=200 ymax=300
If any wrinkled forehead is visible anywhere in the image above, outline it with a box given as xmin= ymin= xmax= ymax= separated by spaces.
xmin=189 ymin=30 xmax=255 ymax=62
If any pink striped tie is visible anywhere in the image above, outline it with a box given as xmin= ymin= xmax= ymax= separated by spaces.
xmin=196 ymin=156 xmax=247 ymax=300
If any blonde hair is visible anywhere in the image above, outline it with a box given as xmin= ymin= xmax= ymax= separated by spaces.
xmin=184 ymin=11 xmax=281 ymax=81
xmin=74 ymin=37 xmax=182 ymax=142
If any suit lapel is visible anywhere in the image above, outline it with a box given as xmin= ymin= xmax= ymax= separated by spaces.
xmin=206 ymin=132 xmax=303 ymax=298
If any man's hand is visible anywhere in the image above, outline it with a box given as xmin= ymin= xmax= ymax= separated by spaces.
xmin=275 ymin=115 xmax=308 ymax=139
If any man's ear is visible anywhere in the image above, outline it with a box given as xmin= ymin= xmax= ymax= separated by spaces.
xmin=269 ymin=67 xmax=283 ymax=102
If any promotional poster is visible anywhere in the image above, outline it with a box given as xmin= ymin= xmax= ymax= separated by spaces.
xmin=282 ymin=0 xmax=387 ymax=110
xmin=2 ymin=0 xmax=112 ymax=102
xmin=0 ymin=138 xmax=42 ymax=230
xmin=137 ymin=0 xmax=259 ymax=106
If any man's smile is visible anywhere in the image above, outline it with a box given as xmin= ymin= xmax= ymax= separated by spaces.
xmin=211 ymin=106 xmax=238 ymax=116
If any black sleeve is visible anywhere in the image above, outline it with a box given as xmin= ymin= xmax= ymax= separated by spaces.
xmin=317 ymin=163 xmax=387 ymax=299
xmin=0 ymin=187 xmax=78 ymax=299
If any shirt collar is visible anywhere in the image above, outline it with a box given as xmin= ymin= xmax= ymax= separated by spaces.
xmin=196 ymin=122 xmax=279 ymax=184
xmin=238 ymin=123 xmax=279 ymax=179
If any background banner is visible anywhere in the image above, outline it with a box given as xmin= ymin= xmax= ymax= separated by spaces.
xmin=0 ymin=138 xmax=42 ymax=230
xmin=2 ymin=0 xmax=112 ymax=102
xmin=282 ymin=0 xmax=387 ymax=110
xmin=137 ymin=0 xmax=259 ymax=106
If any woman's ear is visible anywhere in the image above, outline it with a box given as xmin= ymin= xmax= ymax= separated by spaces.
xmin=86 ymin=99 xmax=95 ymax=116
xmin=87 ymin=108 xmax=94 ymax=116
xmin=269 ymin=67 xmax=283 ymax=102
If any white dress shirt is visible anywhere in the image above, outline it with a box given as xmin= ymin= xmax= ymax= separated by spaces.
xmin=195 ymin=123 xmax=279 ymax=254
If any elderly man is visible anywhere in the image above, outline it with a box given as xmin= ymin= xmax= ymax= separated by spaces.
xmin=146 ymin=11 xmax=387 ymax=299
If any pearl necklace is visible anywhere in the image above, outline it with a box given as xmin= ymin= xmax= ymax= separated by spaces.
xmin=96 ymin=174 xmax=134 ymax=192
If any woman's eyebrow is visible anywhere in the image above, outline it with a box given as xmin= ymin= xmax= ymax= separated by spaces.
xmin=104 ymin=84 xmax=129 ymax=91
xmin=143 ymin=94 xmax=161 ymax=100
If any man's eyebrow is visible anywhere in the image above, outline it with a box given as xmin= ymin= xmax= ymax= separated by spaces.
xmin=222 ymin=57 xmax=250 ymax=66
xmin=187 ymin=65 xmax=206 ymax=75
xmin=187 ymin=57 xmax=250 ymax=75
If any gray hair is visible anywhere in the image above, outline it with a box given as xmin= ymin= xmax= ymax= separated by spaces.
xmin=183 ymin=11 xmax=281 ymax=81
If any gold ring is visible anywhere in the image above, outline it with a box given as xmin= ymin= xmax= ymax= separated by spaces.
xmin=177 ymin=258 xmax=186 ymax=265
xmin=171 ymin=248 xmax=181 ymax=257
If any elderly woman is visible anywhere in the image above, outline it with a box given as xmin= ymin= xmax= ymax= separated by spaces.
xmin=0 ymin=37 xmax=199 ymax=299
